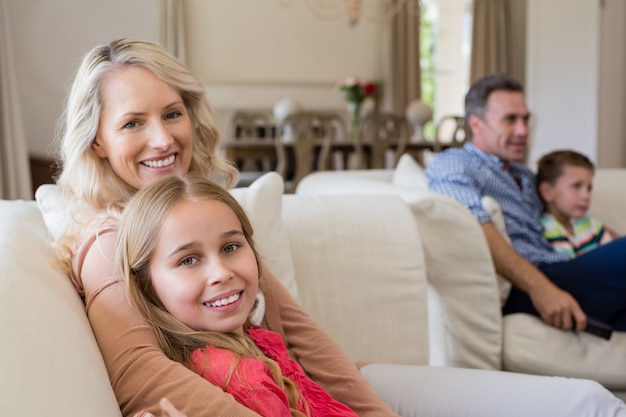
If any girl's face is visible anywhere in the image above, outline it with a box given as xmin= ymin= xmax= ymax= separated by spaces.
xmin=92 ymin=66 xmax=194 ymax=190
xmin=149 ymin=199 xmax=259 ymax=336
xmin=540 ymin=166 xmax=594 ymax=221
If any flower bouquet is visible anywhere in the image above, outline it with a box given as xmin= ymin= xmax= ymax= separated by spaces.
xmin=336 ymin=76 xmax=380 ymax=139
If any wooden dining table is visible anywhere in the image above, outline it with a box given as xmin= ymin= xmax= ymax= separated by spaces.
xmin=221 ymin=136 xmax=451 ymax=191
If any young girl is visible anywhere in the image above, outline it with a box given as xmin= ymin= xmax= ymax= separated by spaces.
xmin=116 ymin=173 xmax=359 ymax=417
xmin=537 ymin=150 xmax=619 ymax=258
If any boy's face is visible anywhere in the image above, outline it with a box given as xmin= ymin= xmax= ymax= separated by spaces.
xmin=539 ymin=165 xmax=594 ymax=221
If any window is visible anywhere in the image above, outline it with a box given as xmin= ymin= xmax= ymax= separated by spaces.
xmin=420 ymin=0 xmax=472 ymax=140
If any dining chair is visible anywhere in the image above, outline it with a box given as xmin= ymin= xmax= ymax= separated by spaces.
xmin=434 ymin=115 xmax=470 ymax=148
xmin=276 ymin=111 xmax=346 ymax=192
xmin=360 ymin=112 xmax=410 ymax=169
xmin=224 ymin=111 xmax=277 ymax=186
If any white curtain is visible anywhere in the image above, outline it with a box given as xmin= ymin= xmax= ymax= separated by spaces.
xmin=160 ymin=0 xmax=186 ymax=62
xmin=0 ymin=0 xmax=32 ymax=200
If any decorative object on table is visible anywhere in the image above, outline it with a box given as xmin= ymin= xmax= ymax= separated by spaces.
xmin=273 ymin=98 xmax=302 ymax=143
xmin=405 ymin=98 xmax=433 ymax=143
xmin=336 ymin=76 xmax=380 ymax=139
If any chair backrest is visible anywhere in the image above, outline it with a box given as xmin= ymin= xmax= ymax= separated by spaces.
xmin=360 ymin=112 xmax=409 ymax=169
xmin=434 ymin=115 xmax=470 ymax=148
xmin=227 ymin=111 xmax=274 ymax=141
xmin=276 ymin=111 xmax=346 ymax=191
xmin=225 ymin=111 xmax=277 ymax=187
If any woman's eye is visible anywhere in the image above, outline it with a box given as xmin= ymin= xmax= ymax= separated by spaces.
xmin=223 ymin=243 xmax=239 ymax=254
xmin=123 ymin=120 xmax=138 ymax=129
xmin=179 ymin=256 xmax=198 ymax=266
xmin=165 ymin=111 xmax=182 ymax=120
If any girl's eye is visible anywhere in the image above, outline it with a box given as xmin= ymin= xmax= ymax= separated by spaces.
xmin=179 ymin=256 xmax=198 ymax=266
xmin=223 ymin=243 xmax=239 ymax=254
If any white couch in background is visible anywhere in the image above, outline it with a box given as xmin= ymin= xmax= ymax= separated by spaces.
xmin=296 ymin=154 xmax=626 ymax=399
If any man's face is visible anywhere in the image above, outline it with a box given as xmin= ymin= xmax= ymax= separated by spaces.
xmin=469 ymin=90 xmax=530 ymax=163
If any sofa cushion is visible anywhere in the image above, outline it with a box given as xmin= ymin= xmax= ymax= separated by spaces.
xmin=229 ymin=172 xmax=298 ymax=301
xmin=282 ymin=193 xmax=429 ymax=365
xmin=391 ymin=153 xmax=428 ymax=190
xmin=0 ymin=200 xmax=122 ymax=417
xmin=35 ymin=172 xmax=299 ymax=302
xmin=503 ymin=313 xmax=626 ymax=389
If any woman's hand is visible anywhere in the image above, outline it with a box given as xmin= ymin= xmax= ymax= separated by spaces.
xmin=133 ymin=398 xmax=187 ymax=417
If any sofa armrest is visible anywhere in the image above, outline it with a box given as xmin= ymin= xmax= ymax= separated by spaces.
xmin=408 ymin=193 xmax=502 ymax=369
xmin=0 ymin=200 xmax=121 ymax=417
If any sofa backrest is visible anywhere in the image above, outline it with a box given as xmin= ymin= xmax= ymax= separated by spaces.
xmin=295 ymin=164 xmax=503 ymax=370
xmin=589 ymin=169 xmax=626 ymax=235
xmin=282 ymin=193 xmax=430 ymax=365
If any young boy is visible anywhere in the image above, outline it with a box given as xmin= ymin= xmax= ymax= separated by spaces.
xmin=537 ymin=150 xmax=618 ymax=258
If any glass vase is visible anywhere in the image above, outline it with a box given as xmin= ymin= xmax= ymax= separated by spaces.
xmin=347 ymin=101 xmax=361 ymax=140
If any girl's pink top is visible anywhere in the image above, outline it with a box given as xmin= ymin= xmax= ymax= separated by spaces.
xmin=191 ymin=328 xmax=359 ymax=417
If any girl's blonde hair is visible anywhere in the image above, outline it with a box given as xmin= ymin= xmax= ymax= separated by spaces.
xmin=116 ymin=174 xmax=306 ymax=417
xmin=53 ymin=38 xmax=238 ymax=282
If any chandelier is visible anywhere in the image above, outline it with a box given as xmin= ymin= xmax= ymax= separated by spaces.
xmin=278 ymin=0 xmax=421 ymax=26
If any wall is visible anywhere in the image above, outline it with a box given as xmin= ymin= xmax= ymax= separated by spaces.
xmin=598 ymin=0 xmax=626 ymax=167
xmin=9 ymin=0 xmax=625 ymax=168
xmin=525 ymin=0 xmax=599 ymax=169
xmin=526 ymin=0 xmax=626 ymax=169
xmin=183 ymin=0 xmax=385 ymax=132
xmin=8 ymin=0 xmax=159 ymax=158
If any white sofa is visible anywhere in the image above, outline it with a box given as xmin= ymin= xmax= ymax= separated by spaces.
xmin=296 ymin=154 xmax=626 ymax=399
xmin=0 ymin=163 xmax=623 ymax=416
xmin=0 ymin=170 xmax=504 ymax=416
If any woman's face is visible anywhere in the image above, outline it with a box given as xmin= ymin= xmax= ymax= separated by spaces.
xmin=92 ymin=66 xmax=194 ymax=190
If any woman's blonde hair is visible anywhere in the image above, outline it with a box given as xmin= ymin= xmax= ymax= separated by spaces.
xmin=53 ymin=38 xmax=238 ymax=281
xmin=116 ymin=174 xmax=307 ymax=417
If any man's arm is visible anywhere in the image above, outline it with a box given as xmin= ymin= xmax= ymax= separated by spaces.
xmin=481 ymin=222 xmax=587 ymax=332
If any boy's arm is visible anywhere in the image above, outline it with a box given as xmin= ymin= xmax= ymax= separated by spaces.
xmin=606 ymin=226 xmax=620 ymax=239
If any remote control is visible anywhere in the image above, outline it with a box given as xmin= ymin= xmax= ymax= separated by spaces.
xmin=583 ymin=316 xmax=613 ymax=340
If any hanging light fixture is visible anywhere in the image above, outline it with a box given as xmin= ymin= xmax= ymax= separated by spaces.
xmin=278 ymin=0 xmax=420 ymax=26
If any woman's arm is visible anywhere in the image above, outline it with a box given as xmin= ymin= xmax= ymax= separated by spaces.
xmin=79 ymin=229 xmax=261 ymax=417
xmin=260 ymin=263 xmax=399 ymax=417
